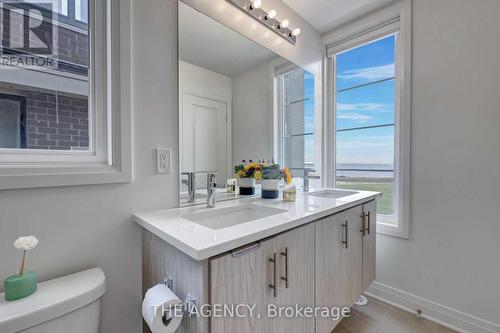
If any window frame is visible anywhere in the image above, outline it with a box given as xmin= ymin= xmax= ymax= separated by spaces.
xmin=0 ymin=0 xmax=131 ymax=189
xmin=323 ymin=0 xmax=411 ymax=238
xmin=275 ymin=63 xmax=319 ymax=174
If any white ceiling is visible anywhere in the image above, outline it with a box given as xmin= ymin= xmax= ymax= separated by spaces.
xmin=282 ymin=0 xmax=396 ymax=33
xmin=179 ymin=2 xmax=279 ymax=77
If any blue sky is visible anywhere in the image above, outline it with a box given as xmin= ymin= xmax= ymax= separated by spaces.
xmin=335 ymin=35 xmax=396 ymax=167
xmin=299 ymin=36 xmax=395 ymax=167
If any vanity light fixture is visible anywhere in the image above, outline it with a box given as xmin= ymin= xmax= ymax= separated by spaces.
xmin=266 ymin=9 xmax=276 ymax=20
xmin=226 ymin=0 xmax=300 ymax=44
xmin=250 ymin=0 xmax=261 ymax=9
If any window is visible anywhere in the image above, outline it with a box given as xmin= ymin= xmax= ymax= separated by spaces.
xmin=0 ymin=94 xmax=26 ymax=148
xmin=325 ymin=0 xmax=411 ymax=238
xmin=335 ymin=35 xmax=397 ymax=219
xmin=75 ymin=0 xmax=88 ymax=23
xmin=277 ymin=67 xmax=318 ymax=180
xmin=0 ymin=0 xmax=131 ymax=189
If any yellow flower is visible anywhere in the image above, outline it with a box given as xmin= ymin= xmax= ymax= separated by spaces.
xmin=236 ymin=170 xmax=246 ymax=178
xmin=254 ymin=170 xmax=263 ymax=180
xmin=284 ymin=168 xmax=292 ymax=184
xmin=244 ymin=162 xmax=261 ymax=171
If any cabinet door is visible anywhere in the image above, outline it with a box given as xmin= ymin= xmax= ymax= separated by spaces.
xmin=362 ymin=200 xmax=377 ymax=291
xmin=346 ymin=204 xmax=364 ymax=305
xmin=315 ymin=212 xmax=349 ymax=333
xmin=315 ymin=205 xmax=364 ymax=333
xmin=210 ymin=239 xmax=275 ymax=333
xmin=272 ymin=223 xmax=315 ymax=333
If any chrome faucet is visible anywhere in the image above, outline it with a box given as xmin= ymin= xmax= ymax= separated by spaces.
xmin=181 ymin=172 xmax=196 ymax=203
xmin=207 ymin=173 xmax=217 ymax=208
xmin=303 ymin=168 xmax=320 ymax=192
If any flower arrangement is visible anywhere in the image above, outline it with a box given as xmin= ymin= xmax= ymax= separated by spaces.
xmin=262 ymin=163 xmax=293 ymax=184
xmin=14 ymin=236 xmax=39 ymax=275
xmin=234 ymin=160 xmax=262 ymax=179
xmin=4 ymin=235 xmax=39 ymax=301
xmin=234 ymin=160 xmax=292 ymax=184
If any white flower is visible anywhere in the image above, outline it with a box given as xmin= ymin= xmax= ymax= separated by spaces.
xmin=14 ymin=236 xmax=39 ymax=251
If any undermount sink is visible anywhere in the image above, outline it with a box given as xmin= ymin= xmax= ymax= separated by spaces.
xmin=183 ymin=204 xmax=287 ymax=229
xmin=305 ymin=189 xmax=358 ymax=199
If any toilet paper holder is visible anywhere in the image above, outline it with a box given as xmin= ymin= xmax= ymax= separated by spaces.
xmin=161 ymin=275 xmax=196 ymax=313
xmin=162 ymin=275 xmax=174 ymax=290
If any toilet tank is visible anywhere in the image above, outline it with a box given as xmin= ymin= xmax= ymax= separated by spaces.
xmin=0 ymin=268 xmax=105 ymax=333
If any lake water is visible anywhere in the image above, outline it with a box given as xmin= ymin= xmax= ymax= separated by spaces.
xmin=336 ymin=163 xmax=394 ymax=179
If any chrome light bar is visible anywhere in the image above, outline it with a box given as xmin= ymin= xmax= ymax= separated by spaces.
xmin=225 ymin=0 xmax=300 ymax=45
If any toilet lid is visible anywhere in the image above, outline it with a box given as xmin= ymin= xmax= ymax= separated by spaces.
xmin=0 ymin=268 xmax=105 ymax=333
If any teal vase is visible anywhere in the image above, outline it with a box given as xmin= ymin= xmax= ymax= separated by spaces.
xmin=4 ymin=271 xmax=37 ymax=301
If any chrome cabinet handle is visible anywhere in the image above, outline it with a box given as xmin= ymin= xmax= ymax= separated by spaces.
xmin=360 ymin=211 xmax=371 ymax=236
xmin=360 ymin=212 xmax=366 ymax=236
xmin=366 ymin=211 xmax=371 ymax=235
xmin=280 ymin=247 xmax=289 ymax=288
xmin=269 ymin=253 xmax=278 ymax=298
xmin=342 ymin=220 xmax=349 ymax=249
xmin=231 ymin=242 xmax=260 ymax=257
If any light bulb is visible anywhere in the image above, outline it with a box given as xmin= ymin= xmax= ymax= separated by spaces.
xmin=252 ymin=0 xmax=261 ymax=9
xmin=292 ymin=28 xmax=301 ymax=36
xmin=268 ymin=9 xmax=276 ymax=19
xmin=281 ymin=19 xmax=289 ymax=29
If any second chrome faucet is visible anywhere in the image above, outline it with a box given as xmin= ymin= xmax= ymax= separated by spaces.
xmin=206 ymin=173 xmax=217 ymax=208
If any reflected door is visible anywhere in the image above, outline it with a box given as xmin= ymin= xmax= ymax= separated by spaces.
xmin=181 ymin=93 xmax=227 ymax=188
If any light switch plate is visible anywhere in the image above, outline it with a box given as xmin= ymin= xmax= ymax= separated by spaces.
xmin=156 ymin=148 xmax=172 ymax=174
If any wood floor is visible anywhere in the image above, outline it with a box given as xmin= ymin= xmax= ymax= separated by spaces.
xmin=332 ymin=297 xmax=457 ymax=333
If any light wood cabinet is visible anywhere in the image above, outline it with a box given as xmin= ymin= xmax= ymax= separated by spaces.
xmin=272 ymin=223 xmax=315 ymax=333
xmin=210 ymin=237 xmax=275 ymax=333
xmin=315 ymin=204 xmax=364 ymax=333
xmin=210 ymin=223 xmax=315 ymax=333
xmin=362 ymin=201 xmax=377 ymax=291
xmin=142 ymin=200 xmax=377 ymax=333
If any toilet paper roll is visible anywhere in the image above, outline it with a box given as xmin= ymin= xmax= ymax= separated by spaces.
xmin=142 ymin=284 xmax=183 ymax=333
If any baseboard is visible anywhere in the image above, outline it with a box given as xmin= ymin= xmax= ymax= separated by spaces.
xmin=365 ymin=281 xmax=500 ymax=333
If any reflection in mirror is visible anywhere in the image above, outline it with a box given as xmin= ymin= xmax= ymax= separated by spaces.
xmin=178 ymin=2 xmax=318 ymax=206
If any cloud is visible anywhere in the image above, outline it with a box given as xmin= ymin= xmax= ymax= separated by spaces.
xmin=336 ymin=103 xmax=392 ymax=124
xmin=337 ymin=103 xmax=390 ymax=112
xmin=337 ymin=140 xmax=393 ymax=149
xmin=337 ymin=112 xmax=372 ymax=122
xmin=338 ymin=64 xmax=395 ymax=82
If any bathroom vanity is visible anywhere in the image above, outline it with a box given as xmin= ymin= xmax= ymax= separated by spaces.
xmin=135 ymin=189 xmax=380 ymax=333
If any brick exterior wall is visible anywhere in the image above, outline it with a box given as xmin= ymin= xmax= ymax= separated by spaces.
xmin=25 ymin=90 xmax=89 ymax=150
xmin=1 ymin=3 xmax=89 ymax=76
xmin=1 ymin=3 xmax=90 ymax=150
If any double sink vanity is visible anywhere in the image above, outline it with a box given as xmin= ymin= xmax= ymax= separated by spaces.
xmin=135 ymin=3 xmax=381 ymax=332
xmin=134 ymin=189 xmax=380 ymax=333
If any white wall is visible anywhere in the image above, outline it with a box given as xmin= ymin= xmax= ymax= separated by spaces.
xmin=232 ymin=59 xmax=275 ymax=165
xmin=0 ymin=1 xmax=179 ymax=333
xmin=179 ymin=60 xmax=232 ymax=101
xmin=372 ymin=0 xmax=500 ymax=327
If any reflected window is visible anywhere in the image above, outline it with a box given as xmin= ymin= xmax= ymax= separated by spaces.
xmin=278 ymin=68 xmax=316 ymax=175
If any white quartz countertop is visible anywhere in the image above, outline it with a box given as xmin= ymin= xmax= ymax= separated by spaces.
xmin=134 ymin=189 xmax=381 ymax=261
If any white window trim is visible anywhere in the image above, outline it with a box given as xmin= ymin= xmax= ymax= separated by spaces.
xmin=275 ymin=61 xmax=298 ymax=166
xmin=0 ymin=0 xmax=131 ymax=189
xmin=323 ymin=0 xmax=411 ymax=239
xmin=275 ymin=62 xmax=322 ymax=180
